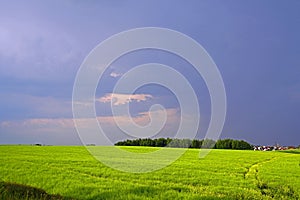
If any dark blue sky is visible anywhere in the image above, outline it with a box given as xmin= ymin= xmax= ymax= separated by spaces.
xmin=0 ymin=0 xmax=299 ymax=146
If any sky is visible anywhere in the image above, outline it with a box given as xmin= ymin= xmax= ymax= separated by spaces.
xmin=0 ymin=0 xmax=299 ymax=146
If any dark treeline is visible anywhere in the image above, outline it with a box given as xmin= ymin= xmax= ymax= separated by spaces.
xmin=115 ymin=138 xmax=253 ymax=150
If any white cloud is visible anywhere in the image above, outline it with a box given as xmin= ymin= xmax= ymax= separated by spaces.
xmin=98 ymin=93 xmax=153 ymax=105
xmin=110 ymin=72 xmax=123 ymax=78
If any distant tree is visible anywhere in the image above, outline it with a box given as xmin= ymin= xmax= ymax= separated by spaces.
xmin=155 ymin=138 xmax=167 ymax=147
xmin=201 ymin=139 xmax=216 ymax=149
xmin=231 ymin=140 xmax=252 ymax=150
xmin=178 ymin=139 xmax=189 ymax=148
xmin=166 ymin=138 xmax=172 ymax=146
xmin=168 ymin=138 xmax=180 ymax=148
xmin=191 ymin=139 xmax=202 ymax=148
xmin=140 ymin=138 xmax=154 ymax=146
xmin=115 ymin=138 xmax=252 ymax=150
xmin=215 ymin=139 xmax=233 ymax=149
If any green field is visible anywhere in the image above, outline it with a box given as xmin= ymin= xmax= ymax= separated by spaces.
xmin=0 ymin=146 xmax=299 ymax=200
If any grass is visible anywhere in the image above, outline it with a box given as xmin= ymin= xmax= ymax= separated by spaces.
xmin=0 ymin=181 xmax=69 ymax=200
xmin=0 ymin=146 xmax=299 ymax=199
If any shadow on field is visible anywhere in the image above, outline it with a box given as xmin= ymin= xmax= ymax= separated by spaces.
xmin=277 ymin=150 xmax=300 ymax=154
xmin=0 ymin=181 xmax=75 ymax=200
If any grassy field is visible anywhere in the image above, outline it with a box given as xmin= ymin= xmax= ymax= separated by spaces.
xmin=0 ymin=146 xmax=299 ymax=200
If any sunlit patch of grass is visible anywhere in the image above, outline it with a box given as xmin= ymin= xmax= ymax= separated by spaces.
xmin=118 ymin=146 xmax=161 ymax=153
xmin=0 ymin=146 xmax=299 ymax=199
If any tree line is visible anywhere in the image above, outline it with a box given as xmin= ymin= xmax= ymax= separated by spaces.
xmin=115 ymin=138 xmax=253 ymax=150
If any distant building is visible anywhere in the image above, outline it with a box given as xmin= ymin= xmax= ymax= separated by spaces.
xmin=253 ymin=145 xmax=288 ymax=151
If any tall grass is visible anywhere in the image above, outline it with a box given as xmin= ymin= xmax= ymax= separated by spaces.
xmin=0 ymin=146 xmax=299 ymax=199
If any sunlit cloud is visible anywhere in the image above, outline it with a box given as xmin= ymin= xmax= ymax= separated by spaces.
xmin=0 ymin=108 xmax=180 ymax=135
xmin=0 ymin=118 xmax=75 ymax=129
xmin=110 ymin=72 xmax=123 ymax=78
xmin=97 ymin=108 xmax=179 ymax=126
xmin=0 ymin=107 xmax=204 ymax=144
xmin=0 ymin=109 xmax=178 ymax=129
xmin=98 ymin=93 xmax=153 ymax=105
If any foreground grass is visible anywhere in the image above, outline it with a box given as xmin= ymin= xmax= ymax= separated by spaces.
xmin=0 ymin=146 xmax=299 ymax=199
xmin=0 ymin=181 xmax=71 ymax=200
